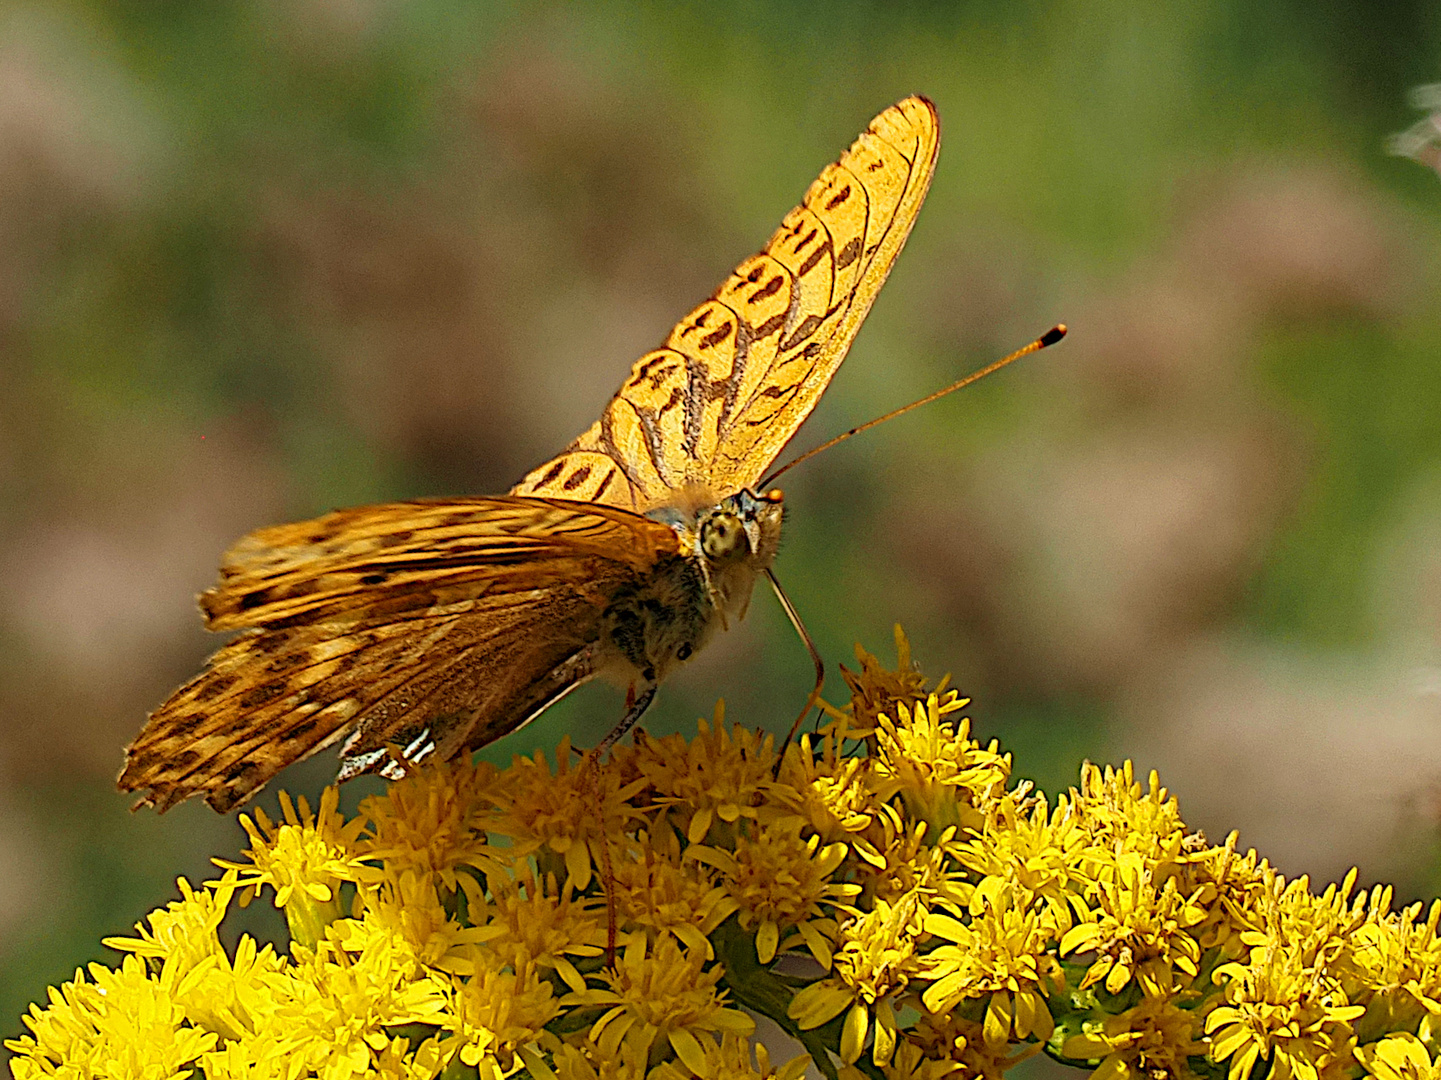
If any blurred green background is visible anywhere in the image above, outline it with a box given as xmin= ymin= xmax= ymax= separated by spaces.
xmin=5 ymin=0 xmax=1441 ymax=1051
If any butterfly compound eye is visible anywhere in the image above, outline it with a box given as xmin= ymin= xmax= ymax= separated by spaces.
xmin=700 ymin=511 xmax=748 ymax=561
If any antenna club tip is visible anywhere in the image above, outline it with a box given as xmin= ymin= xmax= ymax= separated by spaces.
xmin=1040 ymin=324 xmax=1067 ymax=347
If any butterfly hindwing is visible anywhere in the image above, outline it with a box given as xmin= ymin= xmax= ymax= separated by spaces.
xmin=513 ymin=95 xmax=939 ymax=510
xmin=118 ymin=497 xmax=680 ymax=811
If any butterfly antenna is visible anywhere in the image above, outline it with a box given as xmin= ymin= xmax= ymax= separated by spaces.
xmin=760 ymin=324 xmax=1067 ymax=488
xmin=765 ymin=569 xmax=824 ymax=773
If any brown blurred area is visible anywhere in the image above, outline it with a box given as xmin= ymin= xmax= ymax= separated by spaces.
xmin=4 ymin=0 xmax=1441 ymax=1041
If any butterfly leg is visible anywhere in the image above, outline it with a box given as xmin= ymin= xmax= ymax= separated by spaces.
xmin=584 ymin=676 xmax=655 ymax=971
xmin=596 ymin=678 xmax=658 ymax=756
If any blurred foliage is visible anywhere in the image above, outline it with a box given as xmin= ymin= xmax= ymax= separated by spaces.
xmin=4 ymin=0 xmax=1441 ymax=1064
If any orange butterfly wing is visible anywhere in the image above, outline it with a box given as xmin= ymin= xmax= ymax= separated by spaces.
xmin=118 ymin=498 xmax=679 ymax=811
xmin=513 ymin=95 xmax=939 ymax=511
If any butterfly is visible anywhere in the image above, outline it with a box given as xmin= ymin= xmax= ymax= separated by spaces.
xmin=118 ymin=95 xmax=941 ymax=813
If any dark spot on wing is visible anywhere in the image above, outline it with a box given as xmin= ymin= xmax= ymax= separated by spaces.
xmin=194 ymin=673 xmax=239 ymax=702
xmin=797 ymin=244 xmax=826 ymax=278
xmin=155 ymin=713 xmax=202 ymax=738
xmin=171 ymin=749 xmax=202 ymax=771
xmin=752 ymin=312 xmax=786 ymax=339
xmin=284 ymin=715 xmax=321 ymax=741
xmin=780 ymin=314 xmax=824 ymax=352
xmin=750 ymin=275 xmax=784 ymax=302
xmin=647 ymin=363 xmax=681 ymax=391
xmin=655 ymin=387 xmax=683 ymax=417
xmin=701 ymin=321 xmax=734 ymax=349
xmin=265 ymin=650 xmax=310 ymax=673
xmin=224 ymin=760 xmax=261 ymax=784
xmin=239 ymin=683 xmax=287 ymax=709
xmin=593 ymin=468 xmax=617 ymax=501
xmin=631 ymin=354 xmax=667 ymax=383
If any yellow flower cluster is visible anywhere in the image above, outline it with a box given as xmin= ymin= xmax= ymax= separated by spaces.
xmin=10 ymin=628 xmax=1441 ymax=1080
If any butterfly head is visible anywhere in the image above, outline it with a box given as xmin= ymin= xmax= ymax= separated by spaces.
xmin=698 ymin=487 xmax=784 ymax=570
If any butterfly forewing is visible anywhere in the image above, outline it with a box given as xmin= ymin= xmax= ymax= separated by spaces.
xmin=513 ymin=95 xmax=939 ymax=510
xmin=118 ymin=498 xmax=680 ymax=811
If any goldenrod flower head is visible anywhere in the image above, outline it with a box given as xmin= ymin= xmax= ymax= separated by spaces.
xmin=953 ymin=792 xmax=1085 ymax=935
xmin=358 ymin=755 xmax=506 ymax=891
xmin=610 ymin=829 xmax=738 ymax=957
xmin=693 ymin=821 xmax=849 ymax=963
xmin=202 ymin=1035 xmax=308 ymax=1080
xmin=442 ymin=958 xmax=563 ymax=1074
xmin=840 ymin=625 xmax=935 ymax=732
xmin=469 ymin=870 xmax=606 ymax=993
xmin=1391 ymin=900 xmax=1441 ymax=1018
xmin=104 ymin=871 xmax=288 ymax=1044
xmin=369 ymin=1033 xmax=452 ymax=1080
xmin=1346 ymin=898 xmax=1441 ymax=1038
xmin=568 ymin=936 xmax=754 ymax=1073
xmin=860 ymin=810 xmax=967 ymax=911
xmin=822 ymin=893 xmax=930 ymax=1064
xmin=920 ymin=879 xmax=1058 ymax=1048
xmin=633 ymin=707 xmax=780 ymax=845
xmin=872 ymin=694 xmax=1009 ymax=842
xmin=217 ymin=786 xmax=374 ymax=947
xmin=8 ymin=953 xmax=220 ymax=1079
xmin=488 ymin=738 xmax=646 ymax=889
xmin=1178 ymin=831 xmax=1274 ymax=955
xmin=266 ymin=935 xmax=449 ymax=1078
xmin=1207 ymin=940 xmax=1364 ymax=1080
xmin=880 ymin=1036 xmax=970 ymax=1080
xmin=832 ymin=892 xmax=927 ymax=1006
xmin=1357 ymin=1032 xmax=1441 ymax=1080
xmin=651 ymin=1033 xmax=810 ymax=1080
xmin=102 ymin=870 xmax=237 ymax=972
xmin=1060 ymin=854 xmax=1205 ymax=997
xmin=1075 ymin=762 xmax=1187 ymax=865
xmin=1060 ymin=993 xmax=1208 ymax=1080
xmin=14 ymin=629 xmax=1441 ymax=1080
xmin=907 ymin=1013 xmax=1041 ymax=1080
xmin=177 ymin=932 xmax=289 ymax=1046
xmin=778 ymin=749 xmax=878 ymax=848
xmin=553 ymin=1037 xmax=652 ymax=1080
xmin=334 ymin=866 xmax=484 ymax=976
